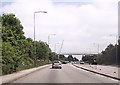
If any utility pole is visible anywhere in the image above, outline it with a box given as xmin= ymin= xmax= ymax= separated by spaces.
xmin=33 ymin=11 xmax=47 ymax=66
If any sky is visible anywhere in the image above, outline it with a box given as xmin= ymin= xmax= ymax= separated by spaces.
xmin=0 ymin=0 xmax=119 ymax=60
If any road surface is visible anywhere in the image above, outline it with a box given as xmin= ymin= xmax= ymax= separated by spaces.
xmin=12 ymin=64 xmax=118 ymax=83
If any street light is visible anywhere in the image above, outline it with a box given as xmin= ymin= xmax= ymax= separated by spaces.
xmin=33 ymin=11 xmax=47 ymax=66
xmin=34 ymin=11 xmax=47 ymax=13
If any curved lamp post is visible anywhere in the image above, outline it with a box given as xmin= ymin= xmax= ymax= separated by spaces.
xmin=34 ymin=11 xmax=47 ymax=66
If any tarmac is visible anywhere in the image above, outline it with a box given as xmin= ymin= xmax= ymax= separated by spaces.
xmin=0 ymin=63 xmax=120 ymax=84
xmin=0 ymin=64 xmax=51 ymax=84
xmin=73 ymin=64 xmax=120 ymax=81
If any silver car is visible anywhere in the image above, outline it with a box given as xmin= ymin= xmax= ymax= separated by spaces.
xmin=52 ymin=60 xmax=62 ymax=69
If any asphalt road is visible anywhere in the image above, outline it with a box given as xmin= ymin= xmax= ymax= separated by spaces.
xmin=12 ymin=64 xmax=118 ymax=83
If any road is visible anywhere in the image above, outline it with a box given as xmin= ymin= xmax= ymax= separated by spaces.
xmin=12 ymin=64 xmax=118 ymax=83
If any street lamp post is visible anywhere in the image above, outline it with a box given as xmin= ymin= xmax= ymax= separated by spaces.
xmin=34 ymin=11 xmax=47 ymax=66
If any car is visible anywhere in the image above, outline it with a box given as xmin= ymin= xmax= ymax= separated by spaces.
xmin=52 ymin=60 xmax=62 ymax=69
xmin=80 ymin=61 xmax=84 ymax=64
xmin=80 ymin=60 xmax=84 ymax=64
xmin=61 ymin=61 xmax=68 ymax=64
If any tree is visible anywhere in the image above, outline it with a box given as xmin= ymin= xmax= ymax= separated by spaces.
xmin=73 ymin=57 xmax=79 ymax=61
xmin=59 ymin=55 xmax=67 ymax=61
xmin=82 ymin=55 xmax=96 ymax=64
xmin=35 ymin=41 xmax=49 ymax=60
xmin=67 ymin=55 xmax=74 ymax=62
xmin=1 ymin=13 xmax=54 ymax=74
xmin=1 ymin=14 xmax=34 ymax=74
xmin=96 ymin=44 xmax=117 ymax=65
xmin=2 ymin=14 xmax=26 ymax=74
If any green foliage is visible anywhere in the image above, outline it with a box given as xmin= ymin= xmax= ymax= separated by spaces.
xmin=49 ymin=52 xmax=56 ymax=61
xmin=96 ymin=44 xmax=118 ymax=65
xmin=82 ymin=55 xmax=97 ymax=64
xmin=67 ymin=55 xmax=73 ymax=62
xmin=1 ymin=13 xmax=54 ymax=75
xmin=35 ymin=41 xmax=49 ymax=60
xmin=59 ymin=55 xmax=67 ymax=61
xmin=82 ymin=43 xmax=119 ymax=66
xmin=66 ymin=55 xmax=79 ymax=62
xmin=73 ymin=57 xmax=79 ymax=61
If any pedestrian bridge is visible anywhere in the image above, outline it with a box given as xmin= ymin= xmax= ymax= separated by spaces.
xmin=59 ymin=52 xmax=98 ymax=55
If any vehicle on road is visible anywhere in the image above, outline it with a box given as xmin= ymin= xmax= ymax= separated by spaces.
xmin=80 ymin=60 xmax=84 ymax=64
xmin=52 ymin=60 xmax=62 ymax=69
xmin=61 ymin=61 xmax=69 ymax=64
xmin=80 ymin=61 xmax=84 ymax=64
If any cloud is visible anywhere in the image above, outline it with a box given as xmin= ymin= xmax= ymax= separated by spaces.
xmin=1 ymin=0 xmax=119 ymax=54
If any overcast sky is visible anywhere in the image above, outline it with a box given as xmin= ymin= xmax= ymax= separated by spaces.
xmin=1 ymin=0 xmax=119 ymax=60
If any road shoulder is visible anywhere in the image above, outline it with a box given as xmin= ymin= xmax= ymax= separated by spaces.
xmin=0 ymin=64 xmax=51 ymax=84
xmin=72 ymin=64 xmax=120 ymax=81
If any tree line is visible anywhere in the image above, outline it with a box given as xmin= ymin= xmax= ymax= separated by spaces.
xmin=3 ymin=13 xmax=117 ymax=75
xmin=1 ymin=13 xmax=79 ymax=75
xmin=1 ymin=13 xmax=65 ymax=75
xmin=82 ymin=43 xmax=120 ymax=67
